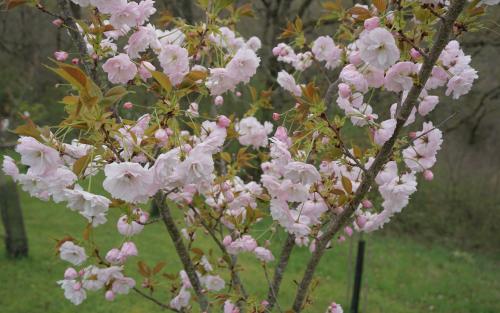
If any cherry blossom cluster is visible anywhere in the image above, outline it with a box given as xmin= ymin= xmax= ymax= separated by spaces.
xmin=3 ymin=0 xmax=497 ymax=311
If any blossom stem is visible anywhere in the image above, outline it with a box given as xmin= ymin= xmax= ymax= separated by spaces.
xmin=132 ymin=287 xmax=180 ymax=312
xmin=290 ymin=0 xmax=467 ymax=311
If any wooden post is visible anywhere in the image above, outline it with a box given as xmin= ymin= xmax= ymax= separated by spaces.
xmin=0 ymin=173 xmax=29 ymax=258
xmin=350 ymin=239 xmax=365 ymax=313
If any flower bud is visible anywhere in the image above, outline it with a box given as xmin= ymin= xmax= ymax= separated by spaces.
xmin=274 ymin=126 xmax=289 ymax=143
xmin=356 ymin=215 xmax=367 ymax=229
xmin=364 ymin=17 xmax=380 ymax=31
xmin=214 ymin=96 xmax=224 ymax=106
xmin=236 ymin=91 xmax=242 ymax=97
xmin=362 ymin=199 xmax=373 ymax=209
xmin=272 ymin=113 xmax=280 ymax=121
xmin=410 ymin=48 xmax=421 ymax=60
xmin=123 ymin=102 xmax=133 ymax=110
xmin=105 ymin=248 xmax=123 ymax=264
xmin=272 ymin=46 xmax=281 ymax=56
xmin=338 ymin=83 xmax=352 ymax=99
xmin=348 ymin=51 xmax=362 ymax=66
xmin=224 ymin=191 xmax=235 ymax=203
xmin=64 ymin=267 xmax=78 ymax=280
xmin=105 ymin=290 xmax=115 ymax=301
xmin=155 ymin=128 xmax=169 ymax=143
xmin=54 ymin=51 xmax=69 ymax=62
xmin=221 ymin=181 xmax=231 ymax=192
xmin=338 ymin=236 xmax=346 ymax=243
xmin=121 ymin=241 xmax=138 ymax=257
xmin=217 ymin=115 xmax=231 ymax=128
xmin=344 ymin=226 xmax=353 ymax=237
xmin=423 ymin=169 xmax=434 ymax=181
xmin=223 ymin=235 xmax=232 ymax=246
xmin=52 ymin=19 xmax=64 ymax=27
xmin=71 ymin=58 xmax=79 ymax=65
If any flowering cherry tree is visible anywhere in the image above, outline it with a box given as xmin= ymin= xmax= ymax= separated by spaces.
xmin=2 ymin=0 xmax=497 ymax=312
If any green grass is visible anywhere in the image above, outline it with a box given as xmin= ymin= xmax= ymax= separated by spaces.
xmin=1 ymin=188 xmax=499 ymax=313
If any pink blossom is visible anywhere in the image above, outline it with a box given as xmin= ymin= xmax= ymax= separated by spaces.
xmin=339 ymin=64 xmax=368 ymax=93
xmin=445 ymin=67 xmax=478 ymax=99
xmin=356 ymin=27 xmax=400 ymax=70
xmin=102 ymin=53 xmax=137 ymax=84
xmin=2 ymin=156 xmax=19 ymax=180
xmin=362 ymin=199 xmax=373 ymax=208
xmin=58 ymin=279 xmax=87 ymax=305
xmin=214 ymin=95 xmax=224 ymax=106
xmin=423 ymin=170 xmax=434 ymax=181
xmin=312 ymin=36 xmax=342 ymax=69
xmin=136 ymin=0 xmax=157 ymax=25
xmin=123 ymin=101 xmax=133 ymax=110
xmin=121 ymin=241 xmax=138 ymax=257
xmin=158 ymin=44 xmax=189 ymax=85
xmin=59 ymin=241 xmax=87 ymax=265
xmin=126 ymin=24 xmax=160 ymax=59
xmin=109 ymin=2 xmax=140 ymax=29
xmin=338 ymin=83 xmax=351 ymax=98
xmin=326 ymin=302 xmax=343 ymax=313
xmin=105 ymin=290 xmax=115 ymax=301
xmin=236 ymin=117 xmax=273 ymax=148
xmin=373 ymin=119 xmax=396 ymax=146
xmin=254 ymin=247 xmax=275 ymax=262
xmin=277 ymin=71 xmax=302 ymax=96
xmin=64 ymin=267 xmax=79 ymax=280
xmin=138 ymin=61 xmax=155 ymax=81
xmin=217 ymin=115 xmax=231 ymax=128
xmin=117 ymin=214 xmax=145 ymax=236
xmin=52 ymin=18 xmax=64 ymax=27
xmin=16 ymin=137 xmax=63 ymax=175
xmin=226 ymin=48 xmax=260 ymax=84
xmin=384 ymin=62 xmax=418 ymax=92
xmin=54 ymin=51 xmax=69 ymax=61
xmin=364 ymin=17 xmax=380 ymax=30
xmin=103 ymin=162 xmax=155 ymax=203
xmin=418 ymin=95 xmax=439 ymax=116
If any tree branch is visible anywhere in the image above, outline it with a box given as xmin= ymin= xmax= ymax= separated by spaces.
xmin=290 ymin=0 xmax=467 ymax=311
xmin=188 ymin=206 xmax=248 ymax=300
xmin=155 ymin=193 xmax=210 ymax=312
xmin=265 ymin=233 xmax=295 ymax=312
xmin=55 ymin=0 xmax=93 ymax=77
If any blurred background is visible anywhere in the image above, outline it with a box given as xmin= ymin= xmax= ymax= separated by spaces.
xmin=0 ymin=1 xmax=499 ymax=312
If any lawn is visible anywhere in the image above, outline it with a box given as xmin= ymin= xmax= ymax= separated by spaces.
xmin=0 ymin=188 xmax=499 ymax=313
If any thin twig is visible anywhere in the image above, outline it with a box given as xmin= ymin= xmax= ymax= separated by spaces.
xmin=133 ymin=287 xmax=180 ymax=312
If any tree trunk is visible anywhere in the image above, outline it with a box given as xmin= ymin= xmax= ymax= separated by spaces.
xmin=0 ymin=173 xmax=28 ymax=258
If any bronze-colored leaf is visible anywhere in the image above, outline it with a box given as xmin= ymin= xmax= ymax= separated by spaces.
xmin=151 ymin=70 xmax=172 ymax=92
xmin=341 ymin=176 xmax=353 ymax=194
xmin=73 ymin=153 xmax=92 ymax=176
xmin=373 ymin=0 xmax=387 ymax=13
